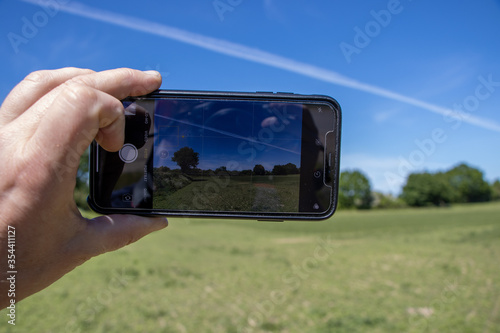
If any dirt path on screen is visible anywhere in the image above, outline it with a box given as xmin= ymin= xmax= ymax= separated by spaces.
xmin=251 ymin=183 xmax=282 ymax=212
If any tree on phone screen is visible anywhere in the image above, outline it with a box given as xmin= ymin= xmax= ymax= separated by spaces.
xmin=172 ymin=147 xmax=200 ymax=173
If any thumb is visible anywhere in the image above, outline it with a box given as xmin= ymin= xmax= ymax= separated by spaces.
xmin=78 ymin=215 xmax=168 ymax=256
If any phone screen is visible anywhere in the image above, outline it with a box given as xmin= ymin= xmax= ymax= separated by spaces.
xmin=90 ymin=92 xmax=341 ymax=219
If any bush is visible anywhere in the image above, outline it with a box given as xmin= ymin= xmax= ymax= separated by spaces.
xmin=401 ymin=172 xmax=454 ymax=207
xmin=372 ymin=192 xmax=407 ymax=209
xmin=491 ymin=180 xmax=500 ymax=201
xmin=445 ymin=163 xmax=491 ymax=203
xmin=338 ymin=170 xmax=373 ymax=209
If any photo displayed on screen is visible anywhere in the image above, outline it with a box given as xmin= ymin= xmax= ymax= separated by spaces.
xmin=151 ymin=99 xmax=304 ymax=212
xmin=92 ymin=94 xmax=337 ymax=217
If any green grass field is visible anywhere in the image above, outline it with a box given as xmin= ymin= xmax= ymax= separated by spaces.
xmin=154 ymin=175 xmax=300 ymax=212
xmin=2 ymin=202 xmax=500 ymax=333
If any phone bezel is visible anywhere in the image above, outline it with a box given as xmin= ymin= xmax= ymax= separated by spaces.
xmin=88 ymin=90 xmax=341 ymax=221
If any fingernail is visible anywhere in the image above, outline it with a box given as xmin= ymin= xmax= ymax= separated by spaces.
xmin=143 ymin=70 xmax=161 ymax=77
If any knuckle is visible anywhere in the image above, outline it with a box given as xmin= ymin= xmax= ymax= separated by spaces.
xmin=66 ymin=66 xmax=95 ymax=75
xmin=22 ymin=68 xmax=97 ymax=86
xmin=23 ymin=69 xmax=51 ymax=84
xmin=58 ymin=81 xmax=123 ymax=127
xmin=117 ymin=68 xmax=136 ymax=87
xmin=65 ymin=74 xmax=96 ymax=89
xmin=60 ymin=80 xmax=98 ymax=103
xmin=55 ymin=82 xmax=100 ymax=122
xmin=115 ymin=68 xmax=148 ymax=96
xmin=117 ymin=67 xmax=137 ymax=80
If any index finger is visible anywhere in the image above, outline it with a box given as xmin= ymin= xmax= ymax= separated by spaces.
xmin=63 ymin=68 xmax=162 ymax=100
xmin=14 ymin=68 xmax=162 ymax=135
xmin=0 ymin=67 xmax=95 ymax=125
xmin=21 ymin=68 xmax=162 ymax=180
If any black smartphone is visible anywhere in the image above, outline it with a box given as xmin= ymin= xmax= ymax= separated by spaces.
xmin=88 ymin=90 xmax=341 ymax=220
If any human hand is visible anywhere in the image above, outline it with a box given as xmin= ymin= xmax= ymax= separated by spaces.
xmin=0 ymin=68 xmax=167 ymax=308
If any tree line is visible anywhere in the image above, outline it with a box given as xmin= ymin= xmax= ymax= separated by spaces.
xmin=339 ymin=163 xmax=500 ymax=210
xmin=73 ymin=148 xmax=498 ymax=211
xmin=170 ymin=146 xmax=300 ymax=177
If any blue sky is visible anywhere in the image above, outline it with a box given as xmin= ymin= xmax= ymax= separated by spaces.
xmin=152 ymin=99 xmax=303 ymax=171
xmin=1 ymin=0 xmax=499 ymax=194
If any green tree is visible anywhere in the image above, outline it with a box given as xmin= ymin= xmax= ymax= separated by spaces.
xmin=445 ymin=163 xmax=491 ymax=203
xmin=401 ymin=172 xmax=454 ymax=207
xmin=253 ymin=164 xmax=265 ymax=175
xmin=338 ymin=170 xmax=373 ymax=209
xmin=215 ymin=166 xmax=228 ymax=174
xmin=271 ymin=163 xmax=299 ymax=175
xmin=284 ymin=163 xmax=299 ymax=175
xmin=240 ymin=169 xmax=252 ymax=176
xmin=172 ymin=147 xmax=199 ymax=173
xmin=272 ymin=164 xmax=287 ymax=175
xmin=491 ymin=180 xmax=500 ymax=201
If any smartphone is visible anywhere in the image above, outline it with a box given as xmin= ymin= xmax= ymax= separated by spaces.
xmin=88 ymin=90 xmax=341 ymax=220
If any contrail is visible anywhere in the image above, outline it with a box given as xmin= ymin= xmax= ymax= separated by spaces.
xmin=154 ymin=114 xmax=300 ymax=155
xmin=20 ymin=0 xmax=500 ymax=132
